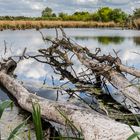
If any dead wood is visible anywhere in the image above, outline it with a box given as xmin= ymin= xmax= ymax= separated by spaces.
xmin=0 ymin=59 xmax=140 ymax=140
xmin=35 ymin=29 xmax=140 ymax=112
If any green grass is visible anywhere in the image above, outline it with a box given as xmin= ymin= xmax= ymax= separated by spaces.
xmin=0 ymin=100 xmax=30 ymax=139
xmin=56 ymin=107 xmax=84 ymax=139
xmin=7 ymin=117 xmax=30 ymax=140
xmin=32 ymin=103 xmax=43 ymax=140
xmin=0 ymin=100 xmax=13 ymax=119
xmin=127 ymin=132 xmax=140 ymax=140
xmin=127 ymin=114 xmax=140 ymax=140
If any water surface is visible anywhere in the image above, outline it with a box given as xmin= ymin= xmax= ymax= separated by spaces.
xmin=0 ymin=28 xmax=140 ymax=103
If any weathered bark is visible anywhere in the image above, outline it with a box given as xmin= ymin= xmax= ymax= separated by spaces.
xmin=0 ymin=59 xmax=140 ymax=140
xmin=40 ymin=37 xmax=140 ymax=110
xmin=118 ymin=63 xmax=140 ymax=78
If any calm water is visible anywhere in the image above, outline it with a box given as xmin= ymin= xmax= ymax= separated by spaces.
xmin=0 ymin=28 xmax=140 ymax=105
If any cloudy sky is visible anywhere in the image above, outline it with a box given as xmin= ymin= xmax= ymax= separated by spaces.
xmin=0 ymin=0 xmax=140 ymax=17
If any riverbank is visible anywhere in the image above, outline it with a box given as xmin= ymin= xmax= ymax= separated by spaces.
xmin=0 ymin=20 xmax=123 ymax=30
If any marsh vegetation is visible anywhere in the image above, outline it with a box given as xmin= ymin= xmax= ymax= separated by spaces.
xmin=0 ymin=28 xmax=140 ymax=139
xmin=0 ymin=7 xmax=139 ymax=30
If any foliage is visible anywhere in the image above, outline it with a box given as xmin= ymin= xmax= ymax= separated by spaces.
xmin=42 ymin=7 xmax=53 ymax=17
xmin=133 ymin=8 xmax=140 ymax=19
xmin=59 ymin=12 xmax=69 ymax=20
xmin=0 ymin=6 xmax=130 ymax=23
xmin=58 ymin=7 xmax=128 ymax=23
xmin=69 ymin=11 xmax=92 ymax=21
xmin=42 ymin=7 xmax=56 ymax=19
xmin=110 ymin=8 xmax=128 ymax=23
xmin=95 ymin=7 xmax=127 ymax=22
xmin=97 ymin=7 xmax=113 ymax=22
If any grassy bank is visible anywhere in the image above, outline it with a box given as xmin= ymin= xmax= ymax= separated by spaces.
xmin=0 ymin=20 xmax=122 ymax=30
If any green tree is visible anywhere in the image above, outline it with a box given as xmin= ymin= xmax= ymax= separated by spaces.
xmin=91 ymin=12 xmax=100 ymax=21
xmin=133 ymin=8 xmax=140 ymax=19
xmin=97 ymin=7 xmax=113 ymax=22
xmin=72 ymin=11 xmax=91 ymax=21
xmin=42 ymin=7 xmax=53 ymax=17
xmin=110 ymin=8 xmax=127 ymax=23
xmin=59 ymin=12 xmax=69 ymax=20
xmin=52 ymin=13 xmax=56 ymax=17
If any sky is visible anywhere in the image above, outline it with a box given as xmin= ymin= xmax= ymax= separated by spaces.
xmin=0 ymin=0 xmax=140 ymax=17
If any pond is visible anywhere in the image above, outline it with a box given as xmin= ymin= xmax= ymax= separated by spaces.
xmin=0 ymin=28 xmax=140 ymax=102
xmin=0 ymin=28 xmax=140 ymax=138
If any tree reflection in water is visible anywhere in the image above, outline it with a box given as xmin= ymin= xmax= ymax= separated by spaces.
xmin=74 ymin=36 xmax=125 ymax=45
xmin=133 ymin=37 xmax=140 ymax=46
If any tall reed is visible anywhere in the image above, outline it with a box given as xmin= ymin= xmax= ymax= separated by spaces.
xmin=0 ymin=20 xmax=119 ymax=30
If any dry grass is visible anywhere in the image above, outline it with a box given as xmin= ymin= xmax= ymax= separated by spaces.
xmin=0 ymin=20 xmax=119 ymax=30
xmin=133 ymin=19 xmax=140 ymax=29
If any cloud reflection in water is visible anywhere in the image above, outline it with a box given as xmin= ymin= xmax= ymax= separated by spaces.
xmin=0 ymin=28 xmax=140 ymax=109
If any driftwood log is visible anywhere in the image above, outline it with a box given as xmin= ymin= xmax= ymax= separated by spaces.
xmin=32 ymin=29 xmax=140 ymax=113
xmin=1 ymin=29 xmax=140 ymax=139
xmin=0 ymin=59 xmax=140 ymax=140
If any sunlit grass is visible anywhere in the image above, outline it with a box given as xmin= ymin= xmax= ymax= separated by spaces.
xmin=0 ymin=20 xmax=118 ymax=30
xmin=134 ymin=19 xmax=140 ymax=29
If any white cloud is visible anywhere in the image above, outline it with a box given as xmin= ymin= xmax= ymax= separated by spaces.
xmin=15 ymin=59 xmax=47 ymax=79
xmin=122 ymin=49 xmax=140 ymax=62
xmin=31 ymin=4 xmax=43 ymax=10
xmin=103 ymin=0 xmax=130 ymax=5
xmin=77 ymin=0 xmax=98 ymax=3
xmin=0 ymin=0 xmax=139 ymax=16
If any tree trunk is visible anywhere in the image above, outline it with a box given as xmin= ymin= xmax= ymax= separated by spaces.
xmin=0 ymin=60 xmax=140 ymax=140
xmin=52 ymin=38 xmax=140 ymax=109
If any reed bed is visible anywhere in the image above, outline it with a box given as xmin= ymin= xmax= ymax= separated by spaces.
xmin=133 ymin=19 xmax=140 ymax=29
xmin=0 ymin=20 xmax=119 ymax=30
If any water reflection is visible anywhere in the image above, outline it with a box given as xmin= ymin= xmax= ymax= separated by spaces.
xmin=133 ymin=37 xmax=140 ymax=46
xmin=96 ymin=36 xmax=125 ymax=45
xmin=0 ymin=28 xmax=140 ymax=104
xmin=75 ymin=36 xmax=125 ymax=45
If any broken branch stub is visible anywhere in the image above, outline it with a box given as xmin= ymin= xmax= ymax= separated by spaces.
xmin=37 ymin=31 xmax=140 ymax=111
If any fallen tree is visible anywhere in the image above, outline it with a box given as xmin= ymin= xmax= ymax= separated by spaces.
xmin=0 ymin=58 xmax=140 ymax=140
xmin=31 ymin=28 xmax=140 ymax=113
xmin=1 ymin=29 xmax=140 ymax=139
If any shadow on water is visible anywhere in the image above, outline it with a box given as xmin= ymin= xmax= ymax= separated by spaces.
xmin=96 ymin=36 xmax=125 ymax=45
xmin=133 ymin=37 xmax=140 ymax=46
xmin=0 ymin=88 xmax=9 ymax=101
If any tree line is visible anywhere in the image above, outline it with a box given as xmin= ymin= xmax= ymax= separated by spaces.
xmin=0 ymin=7 xmax=140 ymax=23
